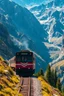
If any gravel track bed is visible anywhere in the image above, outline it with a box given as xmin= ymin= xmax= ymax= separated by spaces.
xmin=31 ymin=78 xmax=42 ymax=96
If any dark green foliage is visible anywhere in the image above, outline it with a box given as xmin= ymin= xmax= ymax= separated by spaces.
xmin=51 ymin=70 xmax=58 ymax=87
xmin=56 ymin=78 xmax=62 ymax=91
xmin=0 ymin=84 xmax=4 ymax=91
xmin=46 ymin=65 xmax=58 ymax=87
xmin=61 ymin=85 xmax=64 ymax=95
xmin=54 ymin=70 xmax=58 ymax=87
xmin=46 ymin=65 xmax=52 ymax=84
xmin=50 ymin=70 xmax=55 ymax=87
xmin=34 ymin=68 xmax=44 ymax=77
xmin=39 ymin=68 xmax=44 ymax=76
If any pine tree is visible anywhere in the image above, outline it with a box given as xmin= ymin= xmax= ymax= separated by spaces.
xmin=54 ymin=70 xmax=57 ymax=87
xmin=51 ymin=70 xmax=55 ymax=87
xmin=46 ymin=65 xmax=58 ymax=87
xmin=46 ymin=65 xmax=52 ymax=84
xmin=56 ymin=78 xmax=61 ymax=91
xmin=34 ymin=68 xmax=44 ymax=77
xmin=51 ymin=69 xmax=58 ymax=87
xmin=61 ymin=85 xmax=64 ymax=95
xmin=40 ymin=68 xmax=44 ymax=76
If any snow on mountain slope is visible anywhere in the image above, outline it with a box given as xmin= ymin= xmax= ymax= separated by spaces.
xmin=27 ymin=0 xmax=64 ymax=64
xmin=12 ymin=0 xmax=53 ymax=7
xmin=0 ymin=0 xmax=51 ymax=72
xmin=26 ymin=0 xmax=64 ymax=85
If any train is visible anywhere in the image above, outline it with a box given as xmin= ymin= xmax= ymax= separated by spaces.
xmin=16 ymin=50 xmax=35 ymax=76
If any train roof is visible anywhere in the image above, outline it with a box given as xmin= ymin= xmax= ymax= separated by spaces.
xmin=16 ymin=50 xmax=33 ymax=54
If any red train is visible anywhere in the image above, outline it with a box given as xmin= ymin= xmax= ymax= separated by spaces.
xmin=16 ymin=50 xmax=35 ymax=76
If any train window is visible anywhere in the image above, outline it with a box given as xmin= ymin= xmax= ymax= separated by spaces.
xmin=16 ymin=56 xmax=21 ymax=62
xmin=16 ymin=54 xmax=33 ymax=63
xmin=21 ymin=55 xmax=33 ymax=63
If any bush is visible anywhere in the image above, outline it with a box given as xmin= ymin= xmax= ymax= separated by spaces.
xmin=0 ymin=92 xmax=5 ymax=96
xmin=33 ymin=68 xmax=44 ymax=77
xmin=10 ymin=76 xmax=19 ymax=84
xmin=2 ymin=88 xmax=13 ymax=96
xmin=7 ymin=67 xmax=14 ymax=75
xmin=2 ymin=78 xmax=14 ymax=88
xmin=0 ymin=84 xmax=4 ymax=91
xmin=0 ymin=67 xmax=4 ymax=74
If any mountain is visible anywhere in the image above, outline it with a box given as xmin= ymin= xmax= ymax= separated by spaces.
xmin=27 ymin=0 xmax=64 ymax=64
xmin=25 ymin=0 xmax=64 ymax=85
xmin=12 ymin=0 xmax=53 ymax=7
xmin=0 ymin=0 xmax=51 ymax=71
xmin=0 ymin=23 xmax=19 ymax=59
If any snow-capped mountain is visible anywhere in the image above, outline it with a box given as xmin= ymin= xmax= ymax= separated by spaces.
xmin=27 ymin=0 xmax=64 ymax=64
xmin=12 ymin=0 xmax=53 ymax=7
xmin=0 ymin=0 xmax=51 ymax=72
xmin=25 ymin=0 xmax=64 ymax=84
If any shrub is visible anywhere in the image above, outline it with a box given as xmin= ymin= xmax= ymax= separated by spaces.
xmin=2 ymin=78 xmax=14 ymax=88
xmin=10 ymin=76 xmax=19 ymax=84
xmin=0 ymin=92 xmax=5 ymax=96
xmin=7 ymin=67 xmax=14 ymax=75
xmin=0 ymin=84 xmax=4 ymax=91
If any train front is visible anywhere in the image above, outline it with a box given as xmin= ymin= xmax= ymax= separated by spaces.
xmin=16 ymin=51 xmax=35 ymax=76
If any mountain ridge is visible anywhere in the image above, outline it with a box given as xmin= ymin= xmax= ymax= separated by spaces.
xmin=0 ymin=0 xmax=51 ymax=71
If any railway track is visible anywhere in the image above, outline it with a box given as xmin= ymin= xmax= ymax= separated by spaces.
xmin=16 ymin=77 xmax=42 ymax=96
xmin=19 ymin=77 xmax=34 ymax=96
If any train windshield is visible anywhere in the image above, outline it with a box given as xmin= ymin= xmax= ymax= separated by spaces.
xmin=16 ymin=52 xmax=33 ymax=63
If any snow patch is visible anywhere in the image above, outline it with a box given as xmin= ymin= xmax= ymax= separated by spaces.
xmin=32 ymin=11 xmax=40 ymax=15
xmin=28 ymin=48 xmax=45 ymax=62
xmin=39 ymin=18 xmax=50 ymax=24
xmin=48 ymin=18 xmax=56 ymax=42
xmin=0 ymin=8 xmax=5 ymax=12
xmin=14 ymin=5 xmax=17 ymax=8
xmin=9 ymin=0 xmax=12 ymax=2
xmin=4 ymin=14 xmax=9 ymax=20
xmin=26 ymin=4 xmax=38 ymax=10
xmin=10 ymin=35 xmax=22 ymax=48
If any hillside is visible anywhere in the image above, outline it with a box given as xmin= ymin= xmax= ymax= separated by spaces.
xmin=0 ymin=57 xmax=63 ymax=96
xmin=0 ymin=23 xmax=19 ymax=59
xmin=0 ymin=59 xmax=22 ymax=96
xmin=38 ymin=76 xmax=62 ymax=96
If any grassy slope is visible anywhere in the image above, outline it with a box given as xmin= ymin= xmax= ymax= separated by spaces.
xmin=0 ymin=59 xmax=22 ymax=96
xmin=38 ymin=76 xmax=62 ymax=96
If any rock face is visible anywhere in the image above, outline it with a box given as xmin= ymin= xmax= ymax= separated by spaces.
xmin=0 ymin=0 xmax=51 ymax=71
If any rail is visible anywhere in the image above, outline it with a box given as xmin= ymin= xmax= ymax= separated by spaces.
xmin=28 ymin=77 xmax=31 ymax=96
xmin=16 ymin=77 xmax=23 ymax=96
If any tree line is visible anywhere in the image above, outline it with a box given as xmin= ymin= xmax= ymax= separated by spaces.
xmin=34 ymin=65 xmax=64 ymax=95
